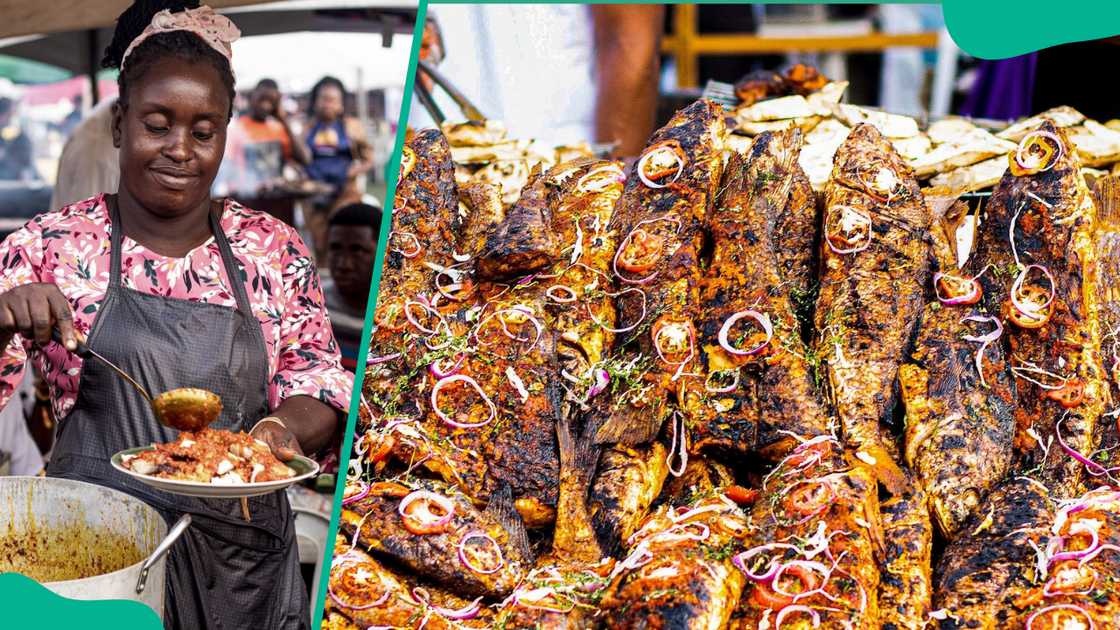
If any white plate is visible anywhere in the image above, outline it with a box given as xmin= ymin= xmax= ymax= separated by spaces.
xmin=111 ymin=446 xmax=320 ymax=499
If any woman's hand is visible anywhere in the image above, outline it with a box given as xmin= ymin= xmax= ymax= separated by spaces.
xmin=0 ymin=283 xmax=77 ymax=350
xmin=250 ymin=417 xmax=305 ymax=462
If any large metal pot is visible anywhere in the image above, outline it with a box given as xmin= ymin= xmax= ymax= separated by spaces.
xmin=0 ymin=476 xmax=190 ymax=619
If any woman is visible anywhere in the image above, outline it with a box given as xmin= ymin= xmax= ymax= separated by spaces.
xmin=0 ymin=3 xmax=350 ymax=628
xmin=302 ymin=75 xmax=373 ymax=260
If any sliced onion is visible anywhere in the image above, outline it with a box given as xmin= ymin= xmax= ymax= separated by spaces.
xmin=1012 ymin=363 xmax=1069 ymax=391
xmin=962 ymin=315 xmax=1003 ymax=389
xmin=430 ymin=354 xmax=465 ymax=379
xmin=431 ymin=374 xmax=497 ymax=429
xmin=368 ymin=352 xmax=401 ymax=365
xmin=1011 ymin=264 xmax=1056 ymax=320
xmin=546 ymin=285 xmax=578 ymax=303
xmin=588 ymin=287 xmax=647 ymax=333
xmin=398 ymin=491 xmax=456 ymax=529
xmin=472 ymin=307 xmax=544 ymax=352
xmin=411 ymin=587 xmax=483 ymax=621
xmin=327 ymin=561 xmax=391 ymax=610
xmin=577 ymin=163 xmax=625 ymax=193
xmin=771 ymin=560 xmax=830 ymax=598
xmin=513 ymin=587 xmax=575 ymax=614
xmin=404 ymin=300 xmax=443 ymax=335
xmin=666 ymin=411 xmax=688 ymax=477
xmin=718 ymin=310 xmax=773 ymax=356
xmin=457 ymin=530 xmax=505 ymax=575
xmin=1016 ymin=130 xmax=1064 ymax=173
xmin=671 ymin=502 xmax=732 ymax=525
xmin=1025 ymin=604 xmax=1095 ymax=630
xmin=587 ymin=368 xmax=610 ymax=399
xmin=436 ymin=279 xmax=475 ymax=302
xmin=636 ymin=142 xmax=685 ymax=189
xmin=342 ymin=480 xmax=370 ymax=506
xmin=612 ymin=215 xmax=681 ymax=284
xmin=732 ymin=543 xmax=797 ymax=582
xmin=825 ymin=205 xmax=873 ymax=255
xmin=705 ymin=368 xmax=740 ymax=393
xmin=774 ymin=604 xmax=821 ymax=629
xmin=506 ymin=366 xmax=530 ymax=403
xmin=934 ymin=271 xmax=982 ymax=305
xmin=1043 ymin=565 xmax=1096 ymax=597
xmin=1057 ymin=417 xmax=1120 ymax=482
xmin=389 ymin=231 xmax=421 ymax=258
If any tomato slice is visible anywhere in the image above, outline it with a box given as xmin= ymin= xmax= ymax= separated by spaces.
xmin=784 ymin=481 xmax=833 ymax=517
xmin=936 ymin=273 xmax=982 ymax=305
xmin=369 ymin=481 xmax=411 ymax=498
xmin=373 ymin=299 xmax=408 ymax=333
xmin=1044 ymin=379 xmax=1086 ymax=409
xmin=749 ymin=564 xmax=821 ymax=609
xmin=1003 ymin=287 xmax=1053 ymax=330
xmin=1009 ymin=134 xmax=1059 ymax=176
xmin=724 ymin=485 xmax=759 ymax=506
xmin=401 ymin=497 xmax=453 ymax=535
xmin=331 ymin=562 xmax=389 ymax=608
xmin=651 ymin=316 xmax=695 ymax=363
xmin=618 ymin=229 xmax=664 ymax=274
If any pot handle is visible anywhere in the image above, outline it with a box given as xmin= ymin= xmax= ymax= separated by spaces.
xmin=135 ymin=514 xmax=192 ymax=595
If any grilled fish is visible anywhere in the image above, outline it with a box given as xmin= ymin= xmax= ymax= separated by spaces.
xmin=325 ymin=535 xmax=492 ymax=629
xmin=339 ymin=482 xmax=530 ymax=599
xmin=1092 ymin=176 xmax=1120 ymax=465
xmin=930 ymin=477 xmax=1054 ymax=628
xmin=964 ymin=121 xmax=1107 ymax=498
xmin=774 ymin=160 xmax=821 ymax=332
xmin=595 ymin=99 xmax=727 ymax=447
xmin=697 ymin=130 xmax=832 ymax=459
xmin=476 ymin=170 xmax=556 ymax=279
xmin=814 ymin=123 xmax=931 ymax=493
xmin=878 ymin=486 xmax=932 ymax=630
xmin=598 ymin=494 xmax=749 ymax=629
xmin=589 ymin=442 xmax=670 ymax=556
xmin=732 ymin=435 xmax=883 ymax=630
xmin=491 ymin=561 xmax=613 ymax=629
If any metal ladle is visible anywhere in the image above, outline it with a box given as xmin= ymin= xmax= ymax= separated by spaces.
xmin=52 ymin=330 xmax=222 ymax=431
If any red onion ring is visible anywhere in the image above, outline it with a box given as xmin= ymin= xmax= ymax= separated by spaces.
xmin=933 ymin=271 xmax=982 ymax=305
xmin=457 ymin=530 xmax=505 ymax=575
xmin=732 ymin=543 xmax=797 ymax=582
xmin=1025 ymin=604 xmax=1095 ymax=630
xmin=704 ymin=368 xmax=740 ymax=393
xmin=825 ymin=205 xmax=873 ymax=255
xmin=1016 ymin=130 xmax=1064 ymax=173
xmin=398 ymin=490 xmax=456 ymax=530
xmin=513 ymin=587 xmax=575 ymax=614
xmin=431 ymin=374 xmax=497 ymax=429
xmin=771 ymin=560 xmax=830 ymax=598
xmin=472 ymin=307 xmax=544 ymax=352
xmin=1043 ymin=565 xmax=1096 ymax=598
xmin=368 ymin=351 xmax=401 ymax=365
xmin=587 ymin=368 xmax=610 ymax=399
xmin=1056 ymin=417 xmax=1120 ymax=483
xmin=389 ymin=231 xmax=420 ymax=258
xmin=328 ymin=562 xmax=391 ymax=610
xmin=636 ymin=143 xmax=685 ymax=189
xmin=404 ymin=300 xmax=443 ymax=335
xmin=341 ymin=480 xmax=370 ymax=506
xmin=612 ymin=215 xmax=681 ymax=284
xmin=1011 ymin=264 xmax=1056 ymax=320
xmin=718 ymin=310 xmax=773 ymax=356
xmin=410 ymin=587 xmax=483 ymax=621
xmin=774 ymin=604 xmax=821 ymax=629
xmin=429 ymin=354 xmax=465 ymax=379
xmin=962 ymin=315 xmax=1003 ymax=389
xmin=577 ymin=163 xmax=625 ymax=193
xmin=546 ymin=285 xmax=578 ymax=303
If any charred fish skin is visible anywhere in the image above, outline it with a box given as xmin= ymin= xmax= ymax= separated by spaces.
xmin=339 ymin=483 xmax=530 ymax=599
xmin=931 ymin=477 xmax=1053 ymax=629
xmin=595 ymin=99 xmax=727 ymax=446
xmin=878 ymin=486 xmax=933 ymax=630
xmin=814 ymin=122 xmax=931 ymax=493
xmin=1092 ymin=175 xmax=1120 ymax=463
xmin=598 ymin=495 xmax=748 ymax=630
xmin=698 ymin=130 xmax=832 ymax=458
xmin=589 ymin=442 xmax=670 ymax=557
xmin=476 ymin=170 xmax=557 ymax=280
xmin=966 ymin=121 xmax=1107 ymax=498
xmin=899 ymin=301 xmax=1017 ymax=541
xmin=774 ymin=160 xmax=822 ymax=333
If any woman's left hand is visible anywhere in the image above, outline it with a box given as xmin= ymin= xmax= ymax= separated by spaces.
xmin=250 ymin=417 xmax=304 ymax=462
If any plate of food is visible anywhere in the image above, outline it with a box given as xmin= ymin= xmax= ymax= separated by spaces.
xmin=111 ymin=428 xmax=319 ymax=498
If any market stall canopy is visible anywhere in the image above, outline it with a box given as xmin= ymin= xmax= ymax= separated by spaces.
xmin=0 ymin=0 xmax=417 ymax=76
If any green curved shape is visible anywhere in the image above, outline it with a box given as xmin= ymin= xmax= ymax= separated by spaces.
xmin=0 ymin=573 xmax=162 ymax=629
xmin=944 ymin=0 xmax=1120 ymax=59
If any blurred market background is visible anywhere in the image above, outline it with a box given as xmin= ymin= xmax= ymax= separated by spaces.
xmin=0 ymin=0 xmax=414 ymax=613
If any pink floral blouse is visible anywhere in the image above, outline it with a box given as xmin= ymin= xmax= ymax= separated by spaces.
xmin=0 ymin=194 xmax=352 ymax=422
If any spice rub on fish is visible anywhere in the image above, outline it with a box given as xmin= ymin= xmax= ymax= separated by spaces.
xmin=476 ymin=170 xmax=556 ymax=280
xmin=697 ymin=129 xmax=832 ymax=459
xmin=814 ymin=123 xmax=932 ymax=493
xmin=964 ymin=121 xmax=1107 ymax=498
xmin=731 ymin=435 xmax=884 ymax=630
xmin=339 ymin=481 xmax=530 ymax=599
xmin=877 ymin=486 xmax=932 ymax=630
xmin=594 ymin=99 xmax=727 ymax=447
xmin=598 ymin=493 xmax=749 ymax=629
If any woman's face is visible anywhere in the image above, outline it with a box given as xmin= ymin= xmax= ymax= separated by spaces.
xmin=314 ymin=84 xmax=344 ymax=122
xmin=112 ymin=57 xmax=230 ymax=217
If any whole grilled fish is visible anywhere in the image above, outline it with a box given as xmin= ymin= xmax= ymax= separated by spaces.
xmin=598 ymin=494 xmax=749 ymax=629
xmin=930 ymin=477 xmax=1054 ymax=628
xmin=339 ymin=482 xmax=530 ymax=599
xmin=595 ymin=99 xmax=727 ymax=447
xmin=589 ymin=441 xmax=670 ymax=556
xmin=964 ymin=121 xmax=1107 ymax=498
xmin=697 ymin=130 xmax=832 ymax=459
xmin=814 ymin=123 xmax=931 ymax=493
xmin=878 ymin=485 xmax=933 ymax=630
xmin=325 ymin=535 xmax=493 ymax=629
xmin=1092 ymin=176 xmax=1120 ymax=467
xmin=732 ymin=435 xmax=884 ymax=630
xmin=364 ymin=129 xmax=461 ymax=431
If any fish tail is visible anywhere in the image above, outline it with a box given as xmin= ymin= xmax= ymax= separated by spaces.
xmin=1094 ymin=175 xmax=1120 ymax=229
xmin=485 ymin=483 xmax=532 ymax=560
xmin=593 ymin=402 xmax=667 ymax=446
xmin=553 ymin=413 xmax=605 ymax=560
xmin=851 ymin=439 xmax=911 ymax=495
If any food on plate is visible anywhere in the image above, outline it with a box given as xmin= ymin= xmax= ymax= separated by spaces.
xmin=120 ymin=428 xmax=294 ymax=484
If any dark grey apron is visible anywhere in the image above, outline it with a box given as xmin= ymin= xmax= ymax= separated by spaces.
xmin=47 ymin=197 xmax=309 ymax=630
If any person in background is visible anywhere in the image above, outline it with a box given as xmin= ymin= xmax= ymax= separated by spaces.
xmin=51 ymin=96 xmax=120 ymax=210
xmin=217 ymin=78 xmax=310 ymax=226
xmin=321 ymin=201 xmax=380 ymax=372
xmin=416 ymin=5 xmax=663 ymax=158
xmin=0 ymin=372 xmax=43 ymax=476
xmin=303 ymin=76 xmax=374 ymax=261
xmin=0 ymin=97 xmax=37 ymax=181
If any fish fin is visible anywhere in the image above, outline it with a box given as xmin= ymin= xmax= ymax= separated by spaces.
xmin=593 ymin=405 xmax=665 ymax=446
xmin=485 ymin=483 xmax=532 ymax=560
xmin=1094 ymin=174 xmax=1120 ymax=229
xmin=852 ymin=441 xmax=911 ymax=496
